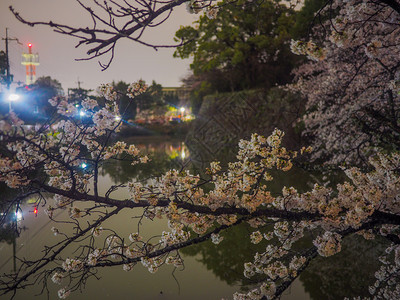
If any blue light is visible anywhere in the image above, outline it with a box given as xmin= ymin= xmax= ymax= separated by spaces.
xmin=8 ymin=94 xmax=20 ymax=102
xmin=15 ymin=211 xmax=23 ymax=221
xmin=79 ymin=110 xmax=86 ymax=117
xmin=81 ymin=163 xmax=87 ymax=169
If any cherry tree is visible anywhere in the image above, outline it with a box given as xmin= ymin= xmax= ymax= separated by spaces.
xmin=290 ymin=0 xmax=400 ymax=165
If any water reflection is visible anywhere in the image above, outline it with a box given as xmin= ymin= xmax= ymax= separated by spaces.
xmin=181 ymin=223 xmax=266 ymax=287
xmin=0 ymin=186 xmax=30 ymax=273
xmin=0 ymin=137 xmax=245 ymax=299
xmin=99 ymin=137 xmax=316 ymax=298
xmin=0 ymin=218 xmax=19 ymax=245
xmin=0 ymin=136 xmax=366 ymax=300
xmin=301 ymin=235 xmax=387 ymax=299
xmin=101 ymin=137 xmax=194 ymax=183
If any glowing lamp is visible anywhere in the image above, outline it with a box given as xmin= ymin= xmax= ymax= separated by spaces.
xmin=181 ymin=149 xmax=186 ymax=159
xmin=81 ymin=163 xmax=87 ymax=169
xmin=15 ymin=211 xmax=23 ymax=221
xmin=8 ymin=94 xmax=20 ymax=101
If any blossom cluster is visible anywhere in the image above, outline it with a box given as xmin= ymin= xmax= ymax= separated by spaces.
xmin=62 ymin=258 xmax=83 ymax=272
xmin=127 ymin=80 xmax=148 ymax=98
xmin=313 ymin=231 xmax=342 ymax=257
xmin=185 ymin=0 xmax=219 ymax=19
xmin=290 ymin=0 xmax=400 ymax=165
xmin=290 ymin=39 xmax=327 ymax=61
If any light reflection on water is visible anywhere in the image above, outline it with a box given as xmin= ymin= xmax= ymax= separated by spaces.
xmin=0 ymin=136 xmax=311 ymax=300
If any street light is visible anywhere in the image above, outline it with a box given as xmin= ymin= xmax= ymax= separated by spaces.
xmin=180 ymin=107 xmax=185 ymax=121
xmin=7 ymin=93 xmax=20 ymax=113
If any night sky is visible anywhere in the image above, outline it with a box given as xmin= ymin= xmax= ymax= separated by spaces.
xmin=0 ymin=0 xmax=196 ymax=92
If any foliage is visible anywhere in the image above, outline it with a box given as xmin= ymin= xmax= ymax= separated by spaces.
xmin=289 ymin=0 xmax=329 ymax=39
xmin=174 ymin=0 xmax=299 ymax=93
xmin=33 ymin=76 xmax=63 ymax=94
xmin=68 ymin=87 xmax=94 ymax=104
xmin=103 ymin=80 xmax=164 ymax=121
xmin=109 ymin=81 xmax=135 ymax=120
xmin=135 ymin=80 xmax=164 ymax=112
xmin=163 ymin=92 xmax=180 ymax=107
xmin=179 ymin=72 xmax=212 ymax=114
xmin=174 ymin=0 xmax=326 ymax=110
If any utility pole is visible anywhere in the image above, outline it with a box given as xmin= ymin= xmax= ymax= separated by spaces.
xmin=76 ymin=78 xmax=83 ymax=90
xmin=2 ymin=28 xmax=19 ymax=90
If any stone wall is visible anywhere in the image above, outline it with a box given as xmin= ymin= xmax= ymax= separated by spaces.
xmin=186 ymin=88 xmax=305 ymax=168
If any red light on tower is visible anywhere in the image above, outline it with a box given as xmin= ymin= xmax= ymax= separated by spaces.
xmin=27 ymin=43 xmax=33 ymax=55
